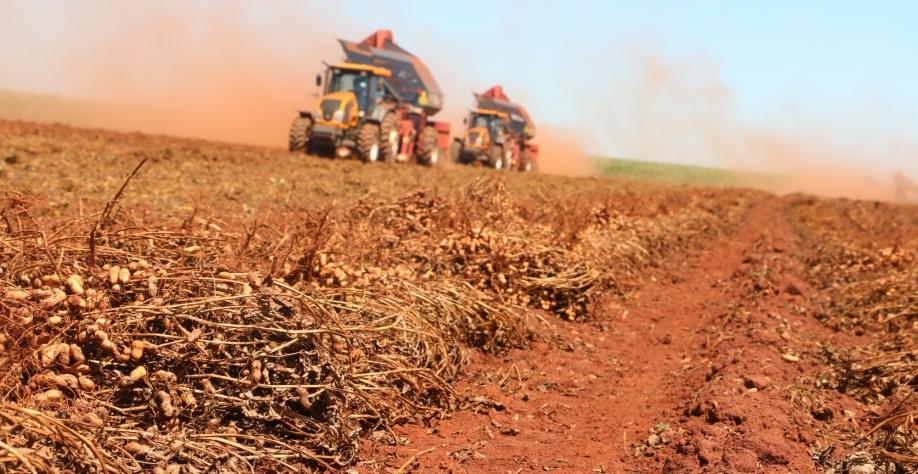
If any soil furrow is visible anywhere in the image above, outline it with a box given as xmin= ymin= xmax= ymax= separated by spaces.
xmin=362 ymin=201 xmax=868 ymax=473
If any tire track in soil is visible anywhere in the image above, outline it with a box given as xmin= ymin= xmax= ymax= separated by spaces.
xmin=359 ymin=200 xmax=866 ymax=473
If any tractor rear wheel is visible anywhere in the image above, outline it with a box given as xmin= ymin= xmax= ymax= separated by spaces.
xmin=356 ymin=123 xmax=381 ymax=163
xmin=288 ymin=116 xmax=312 ymax=152
xmin=379 ymin=113 xmax=400 ymax=162
xmin=486 ymin=145 xmax=504 ymax=170
xmin=520 ymin=149 xmax=535 ymax=172
xmin=417 ymin=126 xmax=439 ymax=166
xmin=449 ymin=139 xmax=462 ymax=163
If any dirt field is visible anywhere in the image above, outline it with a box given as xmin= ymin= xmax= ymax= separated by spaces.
xmin=0 ymin=119 xmax=915 ymax=473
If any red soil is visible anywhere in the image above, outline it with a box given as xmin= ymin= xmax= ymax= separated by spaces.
xmin=359 ymin=200 xmax=868 ymax=473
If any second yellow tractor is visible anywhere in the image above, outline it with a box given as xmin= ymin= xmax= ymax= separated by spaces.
xmin=450 ymin=86 xmax=538 ymax=172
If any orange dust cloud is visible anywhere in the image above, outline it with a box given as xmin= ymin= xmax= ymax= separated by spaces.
xmin=534 ymin=126 xmax=596 ymax=177
xmin=596 ymin=45 xmax=912 ymax=201
xmin=2 ymin=1 xmax=342 ymax=147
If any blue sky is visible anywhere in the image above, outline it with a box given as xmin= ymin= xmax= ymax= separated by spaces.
xmin=1 ymin=0 xmax=916 ymax=176
xmin=328 ymin=0 xmax=918 ymax=173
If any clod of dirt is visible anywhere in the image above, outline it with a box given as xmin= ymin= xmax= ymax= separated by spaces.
xmin=743 ymin=375 xmax=770 ymax=390
xmin=687 ymin=400 xmax=720 ymax=423
xmin=697 ymin=439 xmax=719 ymax=466
xmin=810 ymin=404 xmax=833 ymax=421
xmin=723 ymin=447 xmax=759 ymax=472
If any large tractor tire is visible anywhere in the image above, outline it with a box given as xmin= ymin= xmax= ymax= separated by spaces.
xmin=520 ymin=149 xmax=535 ymax=172
xmin=486 ymin=145 xmax=504 ymax=170
xmin=356 ymin=122 xmax=381 ymax=163
xmin=449 ymin=139 xmax=462 ymax=163
xmin=288 ymin=116 xmax=312 ymax=152
xmin=503 ymin=146 xmax=514 ymax=171
xmin=416 ymin=126 xmax=439 ymax=166
xmin=379 ymin=113 xmax=400 ymax=162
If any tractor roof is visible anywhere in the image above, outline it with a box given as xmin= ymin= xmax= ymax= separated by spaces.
xmin=473 ymin=108 xmax=510 ymax=119
xmin=333 ymin=62 xmax=392 ymax=77
xmin=474 ymin=85 xmax=535 ymax=139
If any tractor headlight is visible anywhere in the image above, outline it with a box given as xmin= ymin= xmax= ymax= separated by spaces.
xmin=332 ymin=109 xmax=345 ymax=122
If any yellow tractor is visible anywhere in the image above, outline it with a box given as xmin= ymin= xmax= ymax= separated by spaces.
xmin=450 ymin=86 xmax=537 ymax=171
xmin=289 ymin=30 xmax=449 ymax=165
xmin=453 ymin=108 xmax=513 ymax=169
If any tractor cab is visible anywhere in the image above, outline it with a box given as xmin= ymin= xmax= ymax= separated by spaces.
xmin=464 ymin=108 xmax=509 ymax=150
xmin=315 ymin=63 xmax=393 ymax=130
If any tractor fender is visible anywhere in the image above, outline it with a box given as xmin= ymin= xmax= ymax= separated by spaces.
xmin=369 ymin=104 xmax=394 ymax=122
xmin=297 ymin=111 xmax=314 ymax=120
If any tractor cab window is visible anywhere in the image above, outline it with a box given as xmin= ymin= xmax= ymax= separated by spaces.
xmin=472 ymin=114 xmax=490 ymax=129
xmin=329 ymin=70 xmax=365 ymax=93
xmin=330 ymin=70 xmax=372 ymax=112
xmin=367 ymin=76 xmax=386 ymax=103
xmin=472 ymin=113 xmax=504 ymax=140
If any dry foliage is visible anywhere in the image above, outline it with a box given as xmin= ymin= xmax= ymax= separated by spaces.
xmin=0 ymin=118 xmax=763 ymax=472
xmin=788 ymin=195 xmax=918 ymax=469
xmin=0 ymin=172 xmax=758 ymax=472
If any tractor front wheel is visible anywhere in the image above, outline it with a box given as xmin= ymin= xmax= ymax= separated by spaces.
xmin=486 ymin=145 xmax=504 ymax=170
xmin=449 ymin=140 xmax=462 ymax=163
xmin=288 ymin=116 xmax=312 ymax=153
xmin=520 ymin=149 xmax=535 ymax=172
xmin=504 ymin=146 xmax=514 ymax=171
xmin=379 ymin=113 xmax=400 ymax=162
xmin=356 ymin=123 xmax=381 ymax=163
xmin=417 ymin=126 xmax=439 ymax=166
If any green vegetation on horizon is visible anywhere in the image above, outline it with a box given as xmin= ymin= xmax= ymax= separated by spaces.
xmin=595 ymin=156 xmax=784 ymax=188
